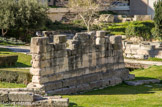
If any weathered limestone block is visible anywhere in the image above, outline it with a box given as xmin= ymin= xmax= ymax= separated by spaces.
xmin=62 ymin=78 xmax=77 ymax=87
xmin=45 ymin=81 xmax=62 ymax=91
xmin=107 ymin=57 xmax=114 ymax=63
xmin=62 ymin=86 xmax=77 ymax=94
xmin=31 ymin=37 xmax=49 ymax=46
xmin=133 ymin=15 xmax=151 ymax=21
xmin=32 ymin=60 xmax=51 ymax=68
xmin=46 ymin=88 xmax=63 ymax=95
xmin=140 ymin=45 xmax=155 ymax=50
xmin=54 ymin=43 xmax=66 ymax=51
xmin=125 ymin=79 xmax=160 ymax=86
xmin=54 ymin=35 xmax=67 ymax=44
xmin=89 ymin=80 xmax=103 ymax=89
xmin=109 ymin=77 xmax=122 ymax=86
xmin=110 ymin=36 xmax=122 ymax=44
xmin=96 ymin=31 xmax=106 ymax=38
xmin=32 ymin=76 xmax=49 ymax=84
xmin=130 ymin=44 xmax=140 ymax=50
xmin=96 ymin=38 xmax=105 ymax=45
xmin=0 ymin=91 xmax=9 ymax=103
xmin=51 ymin=98 xmax=69 ymax=107
xmin=8 ymin=92 xmax=34 ymax=102
xmin=30 ymin=37 xmax=49 ymax=54
xmin=54 ymin=50 xmax=67 ymax=58
xmin=137 ymin=49 xmax=150 ymax=55
xmin=76 ymin=84 xmax=91 ymax=92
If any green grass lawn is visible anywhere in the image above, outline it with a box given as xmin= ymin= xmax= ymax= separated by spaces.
xmin=0 ymin=82 xmax=26 ymax=88
xmin=0 ymin=48 xmax=31 ymax=87
xmin=0 ymin=48 xmax=31 ymax=67
xmin=147 ymin=57 xmax=162 ymax=62
xmin=64 ymin=66 xmax=162 ymax=107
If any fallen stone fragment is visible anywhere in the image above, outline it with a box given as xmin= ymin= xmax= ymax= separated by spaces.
xmin=125 ymin=79 xmax=160 ymax=86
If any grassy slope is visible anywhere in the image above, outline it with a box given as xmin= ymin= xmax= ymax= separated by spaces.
xmin=0 ymin=48 xmax=31 ymax=88
xmin=0 ymin=48 xmax=31 ymax=67
xmin=64 ymin=66 xmax=162 ymax=107
xmin=0 ymin=82 xmax=26 ymax=88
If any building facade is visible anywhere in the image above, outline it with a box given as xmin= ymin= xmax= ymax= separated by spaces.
xmin=48 ymin=0 xmax=157 ymax=18
xmin=130 ymin=0 xmax=157 ymax=18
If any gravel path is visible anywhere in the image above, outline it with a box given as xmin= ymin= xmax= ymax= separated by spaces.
xmin=0 ymin=45 xmax=30 ymax=54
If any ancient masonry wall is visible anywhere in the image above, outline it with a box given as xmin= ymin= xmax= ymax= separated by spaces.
xmin=28 ymin=31 xmax=132 ymax=95
xmin=123 ymin=41 xmax=162 ymax=59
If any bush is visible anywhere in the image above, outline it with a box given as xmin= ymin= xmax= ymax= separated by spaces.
xmin=101 ymin=22 xmax=129 ymax=35
xmin=0 ymin=55 xmax=18 ymax=67
xmin=0 ymin=70 xmax=31 ymax=85
xmin=125 ymin=21 xmax=154 ymax=40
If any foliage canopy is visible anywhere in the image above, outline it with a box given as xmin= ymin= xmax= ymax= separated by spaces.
xmin=0 ymin=0 xmax=48 ymax=36
xmin=154 ymin=0 xmax=162 ymax=39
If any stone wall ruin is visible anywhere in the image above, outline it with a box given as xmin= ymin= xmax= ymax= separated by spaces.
xmin=28 ymin=31 xmax=133 ymax=95
xmin=123 ymin=41 xmax=162 ymax=59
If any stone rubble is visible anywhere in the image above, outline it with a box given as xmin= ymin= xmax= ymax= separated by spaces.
xmin=123 ymin=41 xmax=162 ymax=59
xmin=125 ymin=79 xmax=160 ymax=86
xmin=0 ymin=90 xmax=69 ymax=107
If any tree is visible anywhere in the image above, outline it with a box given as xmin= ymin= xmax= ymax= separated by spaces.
xmin=0 ymin=0 xmax=48 ymax=37
xmin=154 ymin=0 xmax=162 ymax=38
xmin=68 ymin=0 xmax=100 ymax=32
xmin=0 ymin=0 xmax=16 ymax=36
xmin=16 ymin=0 xmax=48 ymax=33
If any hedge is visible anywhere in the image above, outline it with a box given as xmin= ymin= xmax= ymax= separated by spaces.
xmin=0 ymin=55 xmax=18 ymax=67
xmin=125 ymin=21 xmax=154 ymax=40
xmin=0 ymin=70 xmax=31 ymax=85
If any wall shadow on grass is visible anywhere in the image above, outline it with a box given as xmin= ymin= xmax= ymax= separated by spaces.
xmin=73 ymin=77 xmax=162 ymax=96
xmin=69 ymin=102 xmax=84 ymax=107
xmin=0 ymin=62 xmax=31 ymax=68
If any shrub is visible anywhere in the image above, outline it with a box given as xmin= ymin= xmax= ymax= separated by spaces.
xmin=0 ymin=55 xmax=18 ymax=67
xmin=125 ymin=21 xmax=154 ymax=40
xmin=154 ymin=0 xmax=162 ymax=39
xmin=0 ymin=70 xmax=31 ymax=85
xmin=101 ymin=22 xmax=129 ymax=35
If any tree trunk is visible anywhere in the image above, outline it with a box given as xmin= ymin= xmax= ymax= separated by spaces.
xmin=1 ymin=29 xmax=8 ymax=36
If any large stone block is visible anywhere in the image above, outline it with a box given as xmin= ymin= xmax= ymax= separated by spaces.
xmin=8 ymin=92 xmax=34 ymax=102
xmin=89 ymin=80 xmax=103 ymax=89
xmin=45 ymin=81 xmax=63 ymax=91
xmin=140 ymin=45 xmax=155 ymax=50
xmin=62 ymin=78 xmax=77 ymax=87
xmin=96 ymin=38 xmax=105 ymax=45
xmin=109 ymin=36 xmax=122 ymax=44
xmin=51 ymin=98 xmax=69 ymax=107
xmin=96 ymin=31 xmax=106 ymax=38
xmin=32 ymin=76 xmax=49 ymax=84
xmin=0 ymin=91 xmax=9 ymax=103
xmin=31 ymin=37 xmax=49 ymax=46
xmin=54 ymin=35 xmax=67 ymax=44
xmin=76 ymin=84 xmax=91 ymax=92
xmin=62 ymin=86 xmax=77 ymax=94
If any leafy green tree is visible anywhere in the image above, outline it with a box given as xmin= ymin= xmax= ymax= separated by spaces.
xmin=0 ymin=0 xmax=16 ymax=36
xmin=154 ymin=0 xmax=162 ymax=39
xmin=16 ymin=0 xmax=48 ymax=33
xmin=0 ymin=0 xmax=48 ymax=37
